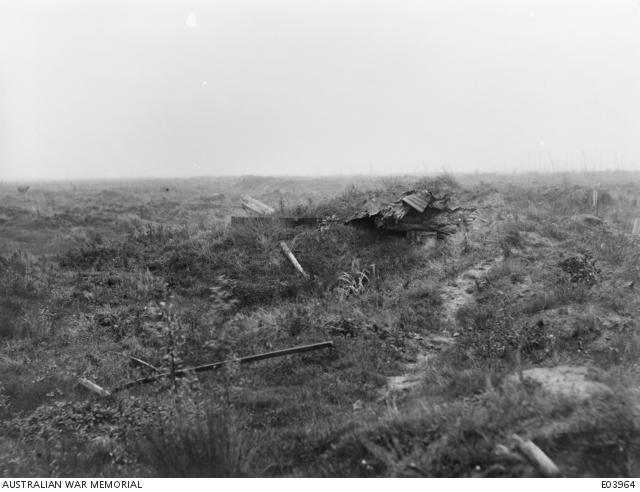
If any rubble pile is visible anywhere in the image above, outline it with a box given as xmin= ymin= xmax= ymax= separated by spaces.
xmin=346 ymin=189 xmax=475 ymax=238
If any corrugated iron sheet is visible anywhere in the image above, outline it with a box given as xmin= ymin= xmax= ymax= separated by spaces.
xmin=345 ymin=188 xmax=468 ymax=236
xmin=401 ymin=191 xmax=431 ymax=212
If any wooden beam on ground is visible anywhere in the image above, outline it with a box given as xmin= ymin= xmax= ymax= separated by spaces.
xmin=112 ymin=341 xmax=333 ymax=393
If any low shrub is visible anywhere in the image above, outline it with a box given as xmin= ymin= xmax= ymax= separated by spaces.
xmin=134 ymin=396 xmax=250 ymax=477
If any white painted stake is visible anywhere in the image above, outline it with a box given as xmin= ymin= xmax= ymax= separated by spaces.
xmin=280 ymin=241 xmax=309 ymax=278
xmin=512 ymin=433 xmax=560 ymax=477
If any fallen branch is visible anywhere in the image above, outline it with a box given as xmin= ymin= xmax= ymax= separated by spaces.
xmin=107 ymin=351 xmax=160 ymax=372
xmin=112 ymin=341 xmax=333 ymax=393
xmin=511 ymin=433 xmax=561 ymax=477
xmin=78 ymin=377 xmax=111 ymax=397
xmin=128 ymin=355 xmax=160 ymax=372
xmin=280 ymin=241 xmax=310 ymax=278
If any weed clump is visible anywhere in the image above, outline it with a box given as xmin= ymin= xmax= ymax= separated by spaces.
xmin=558 ymin=254 xmax=600 ymax=286
xmin=134 ymin=394 xmax=250 ymax=477
xmin=0 ymin=252 xmax=52 ymax=338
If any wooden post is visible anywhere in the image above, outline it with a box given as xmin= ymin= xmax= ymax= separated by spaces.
xmin=280 ymin=241 xmax=310 ymax=278
xmin=511 ymin=433 xmax=560 ymax=477
xmin=593 ymin=189 xmax=599 ymax=216
xmin=78 ymin=377 xmax=111 ymax=397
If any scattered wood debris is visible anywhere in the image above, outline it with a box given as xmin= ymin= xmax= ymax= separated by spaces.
xmin=78 ymin=342 xmax=333 ymax=397
xmin=233 ymin=195 xmax=325 ymax=228
xmin=111 ymin=341 xmax=333 ymax=393
xmin=345 ymin=189 xmax=476 ymax=237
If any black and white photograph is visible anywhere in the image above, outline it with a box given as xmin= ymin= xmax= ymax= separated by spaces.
xmin=2 ymin=0 xmax=640 ymax=482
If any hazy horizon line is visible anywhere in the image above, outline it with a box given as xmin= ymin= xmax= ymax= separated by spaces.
xmin=3 ymin=168 xmax=640 ymax=184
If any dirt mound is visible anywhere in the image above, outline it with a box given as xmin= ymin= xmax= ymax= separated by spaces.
xmin=570 ymin=214 xmax=603 ymax=227
xmin=517 ymin=366 xmax=611 ymax=401
xmin=519 ymin=231 xmax=557 ymax=249
xmin=515 ymin=304 xmax=628 ymax=353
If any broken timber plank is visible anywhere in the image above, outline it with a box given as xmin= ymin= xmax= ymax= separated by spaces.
xmin=112 ymin=341 xmax=333 ymax=393
xmin=78 ymin=377 xmax=111 ymax=397
xmin=280 ymin=241 xmax=310 ymax=278
xmin=511 ymin=433 xmax=561 ymax=477
xmin=241 ymin=196 xmax=275 ymax=215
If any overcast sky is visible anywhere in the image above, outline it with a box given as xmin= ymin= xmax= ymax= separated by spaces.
xmin=2 ymin=0 xmax=640 ymax=180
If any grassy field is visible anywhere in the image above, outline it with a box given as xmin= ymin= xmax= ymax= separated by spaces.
xmin=2 ymin=171 xmax=640 ymax=477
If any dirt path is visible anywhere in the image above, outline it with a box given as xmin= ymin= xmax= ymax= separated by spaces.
xmin=384 ymin=256 xmax=503 ymax=395
xmin=439 ymin=257 xmax=502 ymax=327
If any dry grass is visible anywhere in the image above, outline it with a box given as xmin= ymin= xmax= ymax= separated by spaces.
xmin=2 ymin=172 xmax=640 ymax=476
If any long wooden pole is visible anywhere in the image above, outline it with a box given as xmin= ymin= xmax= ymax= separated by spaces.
xmin=112 ymin=341 xmax=333 ymax=393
